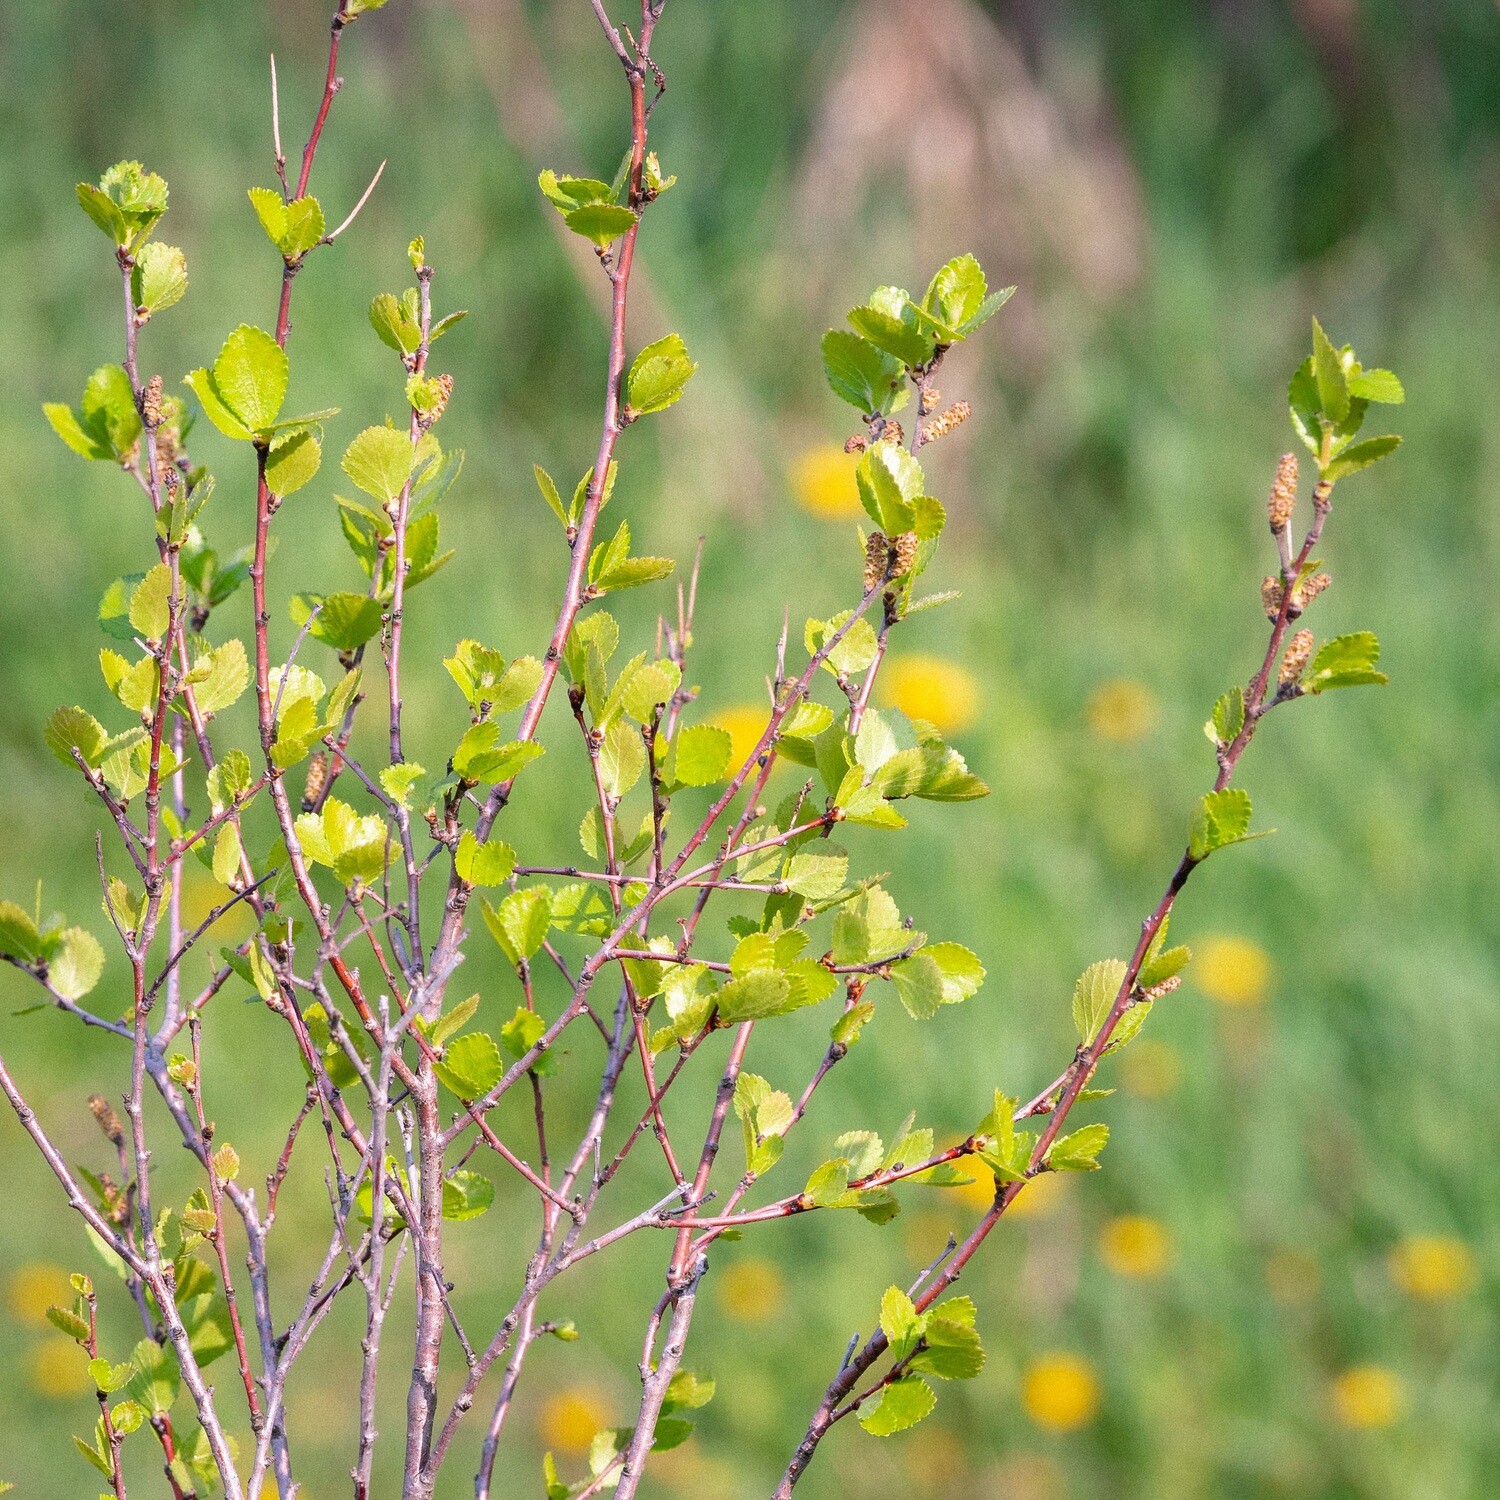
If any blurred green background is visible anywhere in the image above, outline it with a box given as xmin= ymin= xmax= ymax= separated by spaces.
xmin=2 ymin=0 xmax=1498 ymax=1495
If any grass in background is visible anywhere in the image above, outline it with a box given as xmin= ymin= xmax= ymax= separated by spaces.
xmin=0 ymin=0 xmax=1496 ymax=1494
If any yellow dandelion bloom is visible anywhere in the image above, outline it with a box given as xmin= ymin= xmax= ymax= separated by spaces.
xmin=953 ymin=1165 xmax=999 ymax=1210
xmin=1098 ymin=1215 xmax=1171 ymax=1279
xmin=790 ymin=444 xmax=861 ymax=519
xmin=879 ymin=654 xmax=981 ymax=735
xmin=537 ymin=1387 xmax=610 ymax=1456
xmin=28 ymin=1336 xmax=92 ymax=1399
xmin=1330 ymin=1365 xmax=1405 ymax=1429
xmin=709 ymin=703 xmax=770 ymax=771
xmin=1086 ymin=678 xmax=1157 ymax=744
xmin=1120 ymin=1039 xmax=1181 ymax=1100
xmin=1007 ymin=1171 xmax=1069 ymax=1221
xmin=1387 ymin=1235 xmax=1476 ymax=1301
xmin=717 ymin=1256 xmax=785 ymax=1323
xmin=6 ymin=1261 xmax=74 ymax=1328
xmin=1194 ymin=934 xmax=1272 ymax=1006
xmin=1021 ymin=1353 xmax=1100 ymax=1432
xmin=1265 ymin=1247 xmax=1321 ymax=1307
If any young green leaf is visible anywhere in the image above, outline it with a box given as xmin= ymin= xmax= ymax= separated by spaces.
xmin=186 ymin=325 xmax=288 ymax=440
xmin=1188 ymin=787 xmax=1262 ymax=861
xmin=49 ymin=928 xmax=105 ymax=1000
xmin=452 ymin=722 xmax=546 ymax=784
xmin=434 ymin=1032 xmax=504 ymax=1100
xmin=454 ymin=833 xmax=516 ymax=887
xmin=1311 ymin=317 xmax=1350 ymax=427
xmin=441 ymin=1169 xmax=495 ymax=1222
xmin=668 ymin=724 xmax=732 ymax=786
xmin=921 ymin=942 xmax=985 ymax=1004
xmin=783 ymin=844 xmax=848 ymax=901
xmin=879 ymin=1286 xmax=924 ymax=1360
xmin=820 ymin=330 xmax=906 ymax=415
xmin=265 ymin=429 xmax=322 ymax=498
xmin=872 ymin=741 xmax=988 ymax=802
xmin=131 ymin=242 xmax=189 ymax=317
xmin=1072 ymin=959 xmax=1125 ymax=1044
xmin=626 ymin=334 xmax=696 ymax=417
xmin=857 ymin=1375 xmax=936 ymax=1436
xmin=482 ymin=887 xmax=553 ymax=967
xmin=1301 ymin=631 xmax=1387 ymax=692
xmin=1322 ymin=435 xmax=1401 ymax=483
xmin=848 ymin=286 xmax=935 ymax=369
xmin=564 ymin=202 xmax=638 ymax=248
xmin=1207 ymin=686 xmax=1245 ymax=747
xmin=1047 ymin=1122 xmax=1109 ymax=1171
xmin=248 ymin=187 xmax=325 ymax=258
xmin=342 ymin=425 xmax=414 ymax=506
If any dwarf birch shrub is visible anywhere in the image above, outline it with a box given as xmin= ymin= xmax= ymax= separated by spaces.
xmin=0 ymin=2 xmax=1405 ymax=1496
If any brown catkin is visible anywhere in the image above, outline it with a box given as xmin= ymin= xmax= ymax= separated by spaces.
xmin=428 ymin=372 xmax=454 ymax=423
xmin=1280 ymin=628 xmax=1314 ymax=685
xmin=141 ymin=373 xmax=163 ymax=429
xmin=1261 ymin=576 xmax=1284 ymax=620
xmin=1143 ymin=974 xmax=1183 ymax=1001
xmin=88 ymin=1093 xmax=126 ymax=1146
xmin=843 ymin=434 xmax=868 ymax=454
xmin=302 ymin=750 xmax=330 ymax=812
xmin=924 ymin=400 xmax=972 ymax=443
xmin=892 ymin=532 xmax=919 ymax=578
xmin=880 ymin=420 xmax=905 ymax=447
xmin=1297 ymin=571 xmax=1332 ymax=608
xmin=1268 ymin=451 xmax=1297 ymax=531
xmin=863 ymin=532 xmax=889 ymax=593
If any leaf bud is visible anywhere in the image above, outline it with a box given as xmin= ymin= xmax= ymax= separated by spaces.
xmin=1279 ymin=628 xmax=1314 ymax=685
xmin=1267 ymin=451 xmax=1297 ymax=531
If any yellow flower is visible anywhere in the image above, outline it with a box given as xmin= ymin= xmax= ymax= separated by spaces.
xmin=1194 ymin=934 xmax=1272 ymax=1006
xmin=709 ymin=703 xmax=770 ymax=771
xmin=1387 ymin=1235 xmax=1476 ymax=1301
xmin=1085 ymin=678 xmax=1157 ymax=744
xmin=717 ymin=1256 xmax=785 ymax=1323
xmin=1120 ymin=1039 xmax=1181 ymax=1100
xmin=28 ymin=1336 xmax=92 ymax=1399
xmin=1098 ymin=1215 xmax=1171 ymax=1279
xmin=1265 ymin=1247 xmax=1321 ymax=1307
xmin=953 ymin=1165 xmax=999 ymax=1210
xmin=1006 ymin=1171 xmax=1069 ymax=1221
xmin=790 ymin=444 xmax=861 ymax=519
xmin=537 ymin=1387 xmax=610 ymax=1456
xmin=1330 ymin=1365 xmax=1405 ymax=1429
xmin=1021 ymin=1353 xmax=1100 ymax=1432
xmin=6 ymin=1261 xmax=73 ymax=1328
xmin=879 ymin=654 xmax=981 ymax=735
